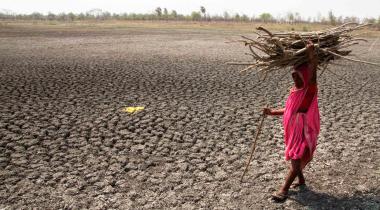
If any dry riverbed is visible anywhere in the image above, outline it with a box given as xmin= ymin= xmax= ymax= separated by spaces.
xmin=0 ymin=24 xmax=379 ymax=209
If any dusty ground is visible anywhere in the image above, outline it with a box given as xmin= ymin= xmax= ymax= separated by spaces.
xmin=0 ymin=24 xmax=379 ymax=209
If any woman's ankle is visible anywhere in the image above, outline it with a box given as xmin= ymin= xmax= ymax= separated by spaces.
xmin=298 ymin=173 xmax=305 ymax=184
xmin=279 ymin=187 xmax=289 ymax=195
xmin=298 ymin=178 xmax=305 ymax=185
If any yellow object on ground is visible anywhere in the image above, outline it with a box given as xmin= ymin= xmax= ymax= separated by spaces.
xmin=122 ymin=106 xmax=145 ymax=114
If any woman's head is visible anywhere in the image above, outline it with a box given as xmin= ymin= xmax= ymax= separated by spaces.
xmin=292 ymin=63 xmax=310 ymax=89
xmin=292 ymin=71 xmax=304 ymax=89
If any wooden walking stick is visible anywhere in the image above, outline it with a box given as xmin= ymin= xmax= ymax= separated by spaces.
xmin=240 ymin=111 xmax=266 ymax=182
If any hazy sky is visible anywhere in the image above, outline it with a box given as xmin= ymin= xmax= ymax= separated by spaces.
xmin=1 ymin=0 xmax=379 ymax=19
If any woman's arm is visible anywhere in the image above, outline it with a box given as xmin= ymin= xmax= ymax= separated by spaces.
xmin=263 ymin=108 xmax=285 ymax=116
xmin=306 ymin=41 xmax=318 ymax=84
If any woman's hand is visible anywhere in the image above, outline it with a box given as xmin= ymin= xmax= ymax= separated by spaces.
xmin=306 ymin=40 xmax=317 ymax=61
xmin=263 ymin=108 xmax=272 ymax=115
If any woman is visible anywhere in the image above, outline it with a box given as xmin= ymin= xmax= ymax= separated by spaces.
xmin=263 ymin=41 xmax=320 ymax=202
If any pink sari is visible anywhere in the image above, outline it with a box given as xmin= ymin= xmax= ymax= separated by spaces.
xmin=283 ymin=64 xmax=320 ymax=161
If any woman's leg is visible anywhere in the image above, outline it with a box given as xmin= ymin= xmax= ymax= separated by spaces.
xmin=295 ymin=147 xmax=311 ymax=186
xmin=301 ymin=147 xmax=312 ymax=169
xmin=296 ymin=170 xmax=305 ymax=185
xmin=278 ymin=158 xmax=302 ymax=194
xmin=287 ymin=161 xmax=305 ymax=186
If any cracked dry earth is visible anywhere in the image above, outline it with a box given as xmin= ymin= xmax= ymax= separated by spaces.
xmin=0 ymin=25 xmax=379 ymax=209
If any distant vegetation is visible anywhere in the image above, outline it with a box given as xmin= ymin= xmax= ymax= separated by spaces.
xmin=1 ymin=6 xmax=379 ymax=27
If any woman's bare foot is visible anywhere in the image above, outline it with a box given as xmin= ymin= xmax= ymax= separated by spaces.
xmin=271 ymin=190 xmax=288 ymax=202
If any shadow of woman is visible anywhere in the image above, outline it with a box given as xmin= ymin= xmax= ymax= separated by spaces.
xmin=288 ymin=186 xmax=380 ymax=210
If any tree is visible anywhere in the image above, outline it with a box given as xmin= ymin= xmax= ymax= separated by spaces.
xmin=286 ymin=12 xmax=294 ymax=24
xmin=77 ymin=13 xmax=85 ymax=20
xmin=223 ymin=11 xmax=230 ymax=20
xmin=191 ymin=11 xmax=201 ymax=21
xmin=163 ymin=8 xmax=168 ymax=18
xmin=259 ymin=13 xmax=273 ymax=23
xmin=234 ymin=13 xmax=241 ymax=21
xmin=102 ymin=11 xmax=111 ymax=20
xmin=57 ymin=13 xmax=67 ymax=21
xmin=155 ymin=7 xmax=162 ymax=17
xmin=170 ymin=10 xmax=177 ymax=19
xmin=30 ymin=12 xmax=43 ymax=20
xmin=364 ymin=17 xmax=376 ymax=24
xmin=87 ymin=8 xmax=103 ymax=19
xmin=67 ymin=12 xmax=75 ymax=21
xmin=112 ymin=13 xmax=120 ymax=20
xmin=241 ymin=14 xmax=249 ymax=22
xmin=200 ymin=6 xmax=206 ymax=19
xmin=328 ymin=10 xmax=336 ymax=25
xmin=47 ymin=12 xmax=56 ymax=21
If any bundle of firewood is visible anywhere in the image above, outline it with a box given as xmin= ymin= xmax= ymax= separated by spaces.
xmin=228 ymin=23 xmax=378 ymax=79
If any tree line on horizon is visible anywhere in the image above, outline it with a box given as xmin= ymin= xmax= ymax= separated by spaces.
xmin=1 ymin=6 xmax=379 ymax=26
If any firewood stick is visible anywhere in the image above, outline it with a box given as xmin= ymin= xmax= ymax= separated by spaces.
xmin=226 ymin=62 xmax=257 ymax=65
xmin=322 ymin=49 xmax=380 ymax=66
